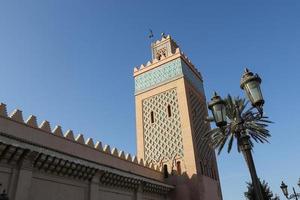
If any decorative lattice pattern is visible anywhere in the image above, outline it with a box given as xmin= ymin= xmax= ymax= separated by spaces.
xmin=135 ymin=59 xmax=182 ymax=93
xmin=142 ymin=88 xmax=184 ymax=163
xmin=189 ymin=89 xmax=217 ymax=179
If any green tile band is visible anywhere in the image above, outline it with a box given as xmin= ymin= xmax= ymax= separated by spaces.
xmin=135 ymin=58 xmax=204 ymax=94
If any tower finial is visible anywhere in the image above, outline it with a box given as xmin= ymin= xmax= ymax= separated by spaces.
xmin=148 ymin=29 xmax=154 ymax=39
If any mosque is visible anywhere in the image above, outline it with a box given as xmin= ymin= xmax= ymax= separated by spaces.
xmin=0 ymin=35 xmax=222 ymax=200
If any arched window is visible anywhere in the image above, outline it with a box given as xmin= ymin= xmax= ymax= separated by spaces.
xmin=176 ymin=161 xmax=182 ymax=175
xmin=163 ymin=164 xmax=169 ymax=178
xmin=167 ymin=105 xmax=172 ymax=117
xmin=151 ymin=111 xmax=154 ymax=123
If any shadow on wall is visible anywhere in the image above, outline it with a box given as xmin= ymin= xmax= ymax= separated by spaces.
xmin=163 ymin=166 xmax=222 ymax=200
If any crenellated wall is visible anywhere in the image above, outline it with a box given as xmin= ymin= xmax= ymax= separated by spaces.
xmin=0 ymin=103 xmax=163 ymax=174
xmin=133 ymin=36 xmax=203 ymax=82
xmin=0 ymin=102 xmax=174 ymax=200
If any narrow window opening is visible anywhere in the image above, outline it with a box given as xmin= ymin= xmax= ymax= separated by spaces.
xmin=167 ymin=105 xmax=172 ymax=117
xmin=156 ymin=53 xmax=161 ymax=60
xmin=176 ymin=161 xmax=182 ymax=175
xmin=150 ymin=111 xmax=154 ymax=123
xmin=163 ymin=164 xmax=169 ymax=178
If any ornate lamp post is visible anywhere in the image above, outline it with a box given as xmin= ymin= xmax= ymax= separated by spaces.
xmin=207 ymin=68 xmax=268 ymax=200
xmin=280 ymin=180 xmax=300 ymax=200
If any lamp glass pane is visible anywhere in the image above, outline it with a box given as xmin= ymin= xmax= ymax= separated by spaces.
xmin=281 ymin=184 xmax=288 ymax=196
xmin=213 ymin=104 xmax=226 ymax=124
xmin=245 ymin=81 xmax=263 ymax=104
xmin=283 ymin=187 xmax=288 ymax=196
xmin=222 ymin=106 xmax=227 ymax=120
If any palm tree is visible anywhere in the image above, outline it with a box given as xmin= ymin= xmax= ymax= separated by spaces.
xmin=205 ymin=95 xmax=273 ymax=200
xmin=205 ymin=95 xmax=272 ymax=155
xmin=245 ymin=180 xmax=280 ymax=200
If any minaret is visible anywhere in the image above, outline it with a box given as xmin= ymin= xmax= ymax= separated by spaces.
xmin=134 ymin=35 xmax=222 ymax=200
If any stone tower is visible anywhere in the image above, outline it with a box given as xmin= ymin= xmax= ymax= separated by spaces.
xmin=134 ymin=35 xmax=222 ymax=200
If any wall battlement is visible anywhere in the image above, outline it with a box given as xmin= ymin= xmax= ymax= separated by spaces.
xmin=133 ymin=34 xmax=203 ymax=81
xmin=0 ymin=102 xmax=162 ymax=173
xmin=134 ymin=48 xmax=202 ymax=81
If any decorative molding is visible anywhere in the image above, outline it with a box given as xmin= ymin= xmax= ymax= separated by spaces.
xmin=0 ymin=140 xmax=172 ymax=194
xmin=0 ymin=134 xmax=173 ymax=190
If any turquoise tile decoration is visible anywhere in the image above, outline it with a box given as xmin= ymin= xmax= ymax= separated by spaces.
xmin=135 ymin=58 xmax=182 ymax=93
xmin=135 ymin=58 xmax=204 ymax=94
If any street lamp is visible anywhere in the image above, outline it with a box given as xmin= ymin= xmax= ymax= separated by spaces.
xmin=280 ymin=181 xmax=300 ymax=200
xmin=281 ymin=182 xmax=289 ymax=197
xmin=207 ymin=68 xmax=269 ymax=200
xmin=240 ymin=68 xmax=264 ymax=113
xmin=208 ymin=92 xmax=227 ymax=127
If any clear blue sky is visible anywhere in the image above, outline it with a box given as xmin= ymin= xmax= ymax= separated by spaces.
xmin=0 ymin=1 xmax=299 ymax=199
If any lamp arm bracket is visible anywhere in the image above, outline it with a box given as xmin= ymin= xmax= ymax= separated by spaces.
xmin=288 ymin=194 xmax=300 ymax=199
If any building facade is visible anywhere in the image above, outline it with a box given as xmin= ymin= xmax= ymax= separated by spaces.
xmin=0 ymin=35 xmax=222 ymax=200
xmin=135 ymin=35 xmax=222 ymax=200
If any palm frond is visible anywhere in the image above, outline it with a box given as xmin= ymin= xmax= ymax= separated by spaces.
xmin=227 ymin=134 xmax=234 ymax=153
xmin=203 ymin=127 xmax=221 ymax=138
xmin=225 ymin=95 xmax=235 ymax=120
xmin=205 ymin=95 xmax=273 ymax=155
xmin=217 ymin=133 xmax=228 ymax=155
xmin=257 ymin=119 xmax=273 ymax=124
